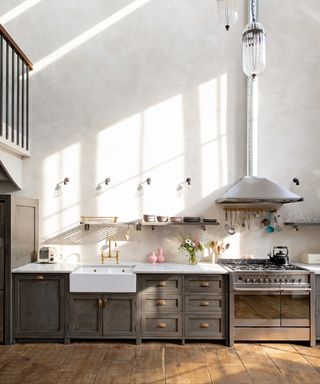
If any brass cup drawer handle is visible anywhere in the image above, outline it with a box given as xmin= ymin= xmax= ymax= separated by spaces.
xmin=103 ymin=299 xmax=108 ymax=308
xmin=200 ymin=323 xmax=209 ymax=329
xmin=157 ymin=300 xmax=166 ymax=306
xmin=200 ymin=282 xmax=209 ymax=287
xmin=157 ymin=282 xmax=167 ymax=287
xmin=200 ymin=301 xmax=209 ymax=306
xmin=35 ymin=275 xmax=44 ymax=280
xmin=98 ymin=299 xmax=103 ymax=308
xmin=157 ymin=322 xmax=167 ymax=329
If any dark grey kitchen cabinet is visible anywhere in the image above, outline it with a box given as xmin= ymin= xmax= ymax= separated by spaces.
xmin=69 ymin=293 xmax=136 ymax=338
xmin=13 ymin=273 xmax=67 ymax=340
xmin=139 ymin=274 xmax=227 ymax=342
xmin=69 ymin=294 xmax=102 ymax=336
xmin=315 ymin=276 xmax=320 ymax=340
xmin=1 ymin=195 xmax=39 ymax=344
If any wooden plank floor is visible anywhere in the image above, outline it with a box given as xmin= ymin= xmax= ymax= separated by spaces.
xmin=0 ymin=342 xmax=320 ymax=384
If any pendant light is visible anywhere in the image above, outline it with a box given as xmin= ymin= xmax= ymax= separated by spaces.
xmin=216 ymin=0 xmax=238 ymax=31
xmin=242 ymin=0 xmax=266 ymax=79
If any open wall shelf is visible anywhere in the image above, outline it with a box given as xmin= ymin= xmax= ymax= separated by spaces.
xmin=285 ymin=222 xmax=320 ymax=231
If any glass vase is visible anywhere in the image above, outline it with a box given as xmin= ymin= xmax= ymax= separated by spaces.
xmin=187 ymin=251 xmax=201 ymax=265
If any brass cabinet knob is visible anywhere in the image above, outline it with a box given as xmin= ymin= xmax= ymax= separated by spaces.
xmin=200 ymin=301 xmax=209 ymax=306
xmin=157 ymin=300 xmax=166 ymax=306
xmin=200 ymin=282 xmax=209 ymax=287
xmin=98 ymin=299 xmax=103 ymax=308
xmin=158 ymin=281 xmax=167 ymax=287
xmin=35 ymin=275 xmax=44 ymax=280
xmin=200 ymin=323 xmax=209 ymax=329
xmin=157 ymin=322 xmax=167 ymax=328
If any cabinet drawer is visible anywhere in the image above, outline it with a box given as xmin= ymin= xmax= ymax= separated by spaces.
xmin=184 ymin=275 xmax=223 ymax=293
xmin=140 ymin=275 xmax=182 ymax=294
xmin=184 ymin=314 xmax=225 ymax=338
xmin=141 ymin=314 xmax=182 ymax=337
xmin=184 ymin=295 xmax=224 ymax=313
xmin=141 ymin=295 xmax=182 ymax=313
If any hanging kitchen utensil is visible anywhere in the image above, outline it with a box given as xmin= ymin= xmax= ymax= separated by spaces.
xmin=228 ymin=211 xmax=236 ymax=235
xmin=265 ymin=211 xmax=275 ymax=233
xmin=274 ymin=214 xmax=281 ymax=232
xmin=224 ymin=211 xmax=229 ymax=233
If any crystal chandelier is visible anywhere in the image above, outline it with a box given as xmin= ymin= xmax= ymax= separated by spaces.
xmin=242 ymin=0 xmax=266 ymax=79
xmin=216 ymin=0 xmax=238 ymax=31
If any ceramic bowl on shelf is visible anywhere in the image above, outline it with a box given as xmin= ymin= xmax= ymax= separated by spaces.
xmin=170 ymin=216 xmax=183 ymax=223
xmin=157 ymin=216 xmax=168 ymax=222
xmin=143 ymin=214 xmax=156 ymax=222
xmin=183 ymin=216 xmax=201 ymax=223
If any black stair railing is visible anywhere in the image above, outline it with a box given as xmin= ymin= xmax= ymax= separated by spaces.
xmin=0 ymin=25 xmax=33 ymax=154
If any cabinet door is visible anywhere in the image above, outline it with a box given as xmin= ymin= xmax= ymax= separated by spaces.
xmin=102 ymin=295 xmax=136 ymax=337
xmin=69 ymin=294 xmax=102 ymax=337
xmin=0 ymin=290 xmax=3 ymax=342
xmin=0 ymin=202 xmax=4 ymax=290
xmin=14 ymin=274 xmax=65 ymax=338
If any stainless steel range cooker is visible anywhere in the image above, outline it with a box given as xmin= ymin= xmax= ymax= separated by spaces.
xmin=221 ymin=260 xmax=315 ymax=346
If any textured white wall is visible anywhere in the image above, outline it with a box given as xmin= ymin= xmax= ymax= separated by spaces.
xmin=2 ymin=0 xmax=320 ymax=263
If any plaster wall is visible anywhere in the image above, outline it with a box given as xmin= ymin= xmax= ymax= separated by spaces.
xmin=1 ymin=0 xmax=319 ymax=263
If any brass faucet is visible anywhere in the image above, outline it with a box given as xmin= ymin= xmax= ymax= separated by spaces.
xmin=101 ymin=236 xmax=119 ymax=264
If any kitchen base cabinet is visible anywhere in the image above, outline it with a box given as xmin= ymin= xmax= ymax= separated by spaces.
xmin=69 ymin=293 xmax=136 ymax=339
xmin=13 ymin=274 xmax=67 ymax=341
xmin=69 ymin=294 xmax=102 ymax=337
xmin=138 ymin=274 xmax=227 ymax=342
xmin=316 ymin=276 xmax=320 ymax=340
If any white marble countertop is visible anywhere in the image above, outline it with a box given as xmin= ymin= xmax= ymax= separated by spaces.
xmin=12 ymin=261 xmax=228 ymax=274
xmin=295 ymin=263 xmax=320 ymax=274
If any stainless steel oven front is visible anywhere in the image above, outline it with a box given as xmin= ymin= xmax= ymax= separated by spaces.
xmin=234 ymin=287 xmax=310 ymax=327
xmin=228 ymin=271 xmax=315 ymax=346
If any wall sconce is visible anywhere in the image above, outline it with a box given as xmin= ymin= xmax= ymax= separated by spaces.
xmin=176 ymin=177 xmax=191 ymax=197
xmin=136 ymin=177 xmax=151 ymax=197
xmin=96 ymin=177 xmax=111 ymax=191
xmin=55 ymin=177 xmax=69 ymax=197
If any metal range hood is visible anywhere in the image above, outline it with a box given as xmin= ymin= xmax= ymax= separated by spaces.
xmin=215 ymin=176 xmax=303 ymax=205
xmin=215 ymin=0 xmax=303 ymax=207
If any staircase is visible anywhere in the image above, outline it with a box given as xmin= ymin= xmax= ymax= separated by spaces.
xmin=0 ymin=25 xmax=33 ymax=191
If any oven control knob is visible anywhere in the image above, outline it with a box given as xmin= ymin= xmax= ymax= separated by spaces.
xmin=285 ymin=278 xmax=289 ymax=283
xmin=252 ymin=278 xmax=256 ymax=283
xmin=269 ymin=278 xmax=273 ymax=283
xmin=275 ymin=278 xmax=280 ymax=283
xmin=245 ymin=278 xmax=250 ymax=283
xmin=280 ymin=278 xmax=284 ymax=283
xmin=264 ymin=278 xmax=269 ymax=283
xmin=238 ymin=276 xmax=243 ymax=281
xmin=259 ymin=278 xmax=263 ymax=283
xmin=298 ymin=278 xmax=302 ymax=283
xmin=291 ymin=278 xmax=296 ymax=283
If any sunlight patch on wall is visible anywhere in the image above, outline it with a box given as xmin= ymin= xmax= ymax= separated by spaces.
xmin=199 ymin=74 xmax=228 ymax=198
xmin=143 ymin=95 xmax=185 ymax=215
xmin=96 ymin=114 xmax=142 ymax=221
xmin=42 ymin=143 xmax=81 ymax=238
xmin=31 ymin=0 xmax=152 ymax=75
xmin=0 ymin=0 xmax=43 ymax=24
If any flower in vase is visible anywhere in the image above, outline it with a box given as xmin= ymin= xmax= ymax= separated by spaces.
xmin=179 ymin=234 xmax=204 ymax=264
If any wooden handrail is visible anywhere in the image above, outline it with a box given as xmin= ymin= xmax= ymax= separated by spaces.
xmin=0 ymin=25 xmax=33 ymax=70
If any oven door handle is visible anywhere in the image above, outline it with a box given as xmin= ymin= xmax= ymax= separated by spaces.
xmin=233 ymin=288 xmax=281 ymax=292
xmin=281 ymin=287 xmax=311 ymax=292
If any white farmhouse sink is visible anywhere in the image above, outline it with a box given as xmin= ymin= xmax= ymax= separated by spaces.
xmin=70 ymin=265 xmax=136 ymax=293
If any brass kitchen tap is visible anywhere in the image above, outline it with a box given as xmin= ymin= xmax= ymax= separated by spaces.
xmin=101 ymin=236 xmax=119 ymax=264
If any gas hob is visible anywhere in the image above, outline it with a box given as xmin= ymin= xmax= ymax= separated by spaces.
xmin=221 ymin=259 xmax=310 ymax=288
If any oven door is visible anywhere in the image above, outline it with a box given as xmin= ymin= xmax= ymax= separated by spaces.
xmin=234 ymin=288 xmax=281 ymax=327
xmin=281 ymin=288 xmax=310 ymax=327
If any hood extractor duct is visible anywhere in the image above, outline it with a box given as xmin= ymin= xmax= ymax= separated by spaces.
xmin=215 ymin=0 xmax=303 ymax=207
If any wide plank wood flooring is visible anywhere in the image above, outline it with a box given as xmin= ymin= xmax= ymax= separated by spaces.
xmin=0 ymin=342 xmax=320 ymax=384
